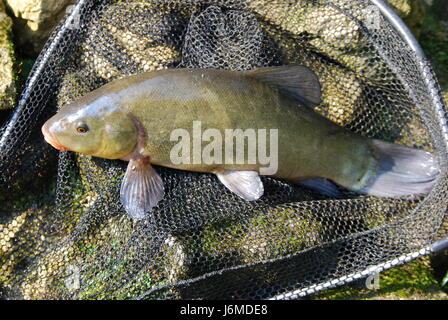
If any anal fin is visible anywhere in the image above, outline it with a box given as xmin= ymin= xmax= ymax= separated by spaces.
xmin=120 ymin=158 xmax=164 ymax=220
xmin=216 ymin=170 xmax=264 ymax=201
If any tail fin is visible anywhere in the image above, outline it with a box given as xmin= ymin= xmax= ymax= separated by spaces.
xmin=360 ymin=140 xmax=439 ymax=198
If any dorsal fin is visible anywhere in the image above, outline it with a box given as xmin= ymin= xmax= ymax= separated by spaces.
xmin=245 ymin=65 xmax=322 ymax=108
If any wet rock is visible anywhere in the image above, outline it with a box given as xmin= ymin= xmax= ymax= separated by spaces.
xmin=159 ymin=205 xmax=322 ymax=283
xmin=0 ymin=0 xmax=16 ymax=110
xmin=78 ymin=3 xmax=183 ymax=81
xmin=386 ymin=0 xmax=427 ymax=37
xmin=5 ymin=0 xmax=75 ymax=56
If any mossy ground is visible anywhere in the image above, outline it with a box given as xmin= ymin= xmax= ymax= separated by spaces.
xmin=419 ymin=2 xmax=448 ymax=88
xmin=308 ymin=256 xmax=448 ymax=300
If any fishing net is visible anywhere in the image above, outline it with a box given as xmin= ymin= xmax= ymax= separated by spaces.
xmin=0 ymin=0 xmax=447 ymax=300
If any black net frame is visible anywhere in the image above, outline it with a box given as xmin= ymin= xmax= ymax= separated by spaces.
xmin=0 ymin=0 xmax=447 ymax=300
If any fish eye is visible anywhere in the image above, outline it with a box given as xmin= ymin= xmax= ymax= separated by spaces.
xmin=76 ymin=123 xmax=89 ymax=134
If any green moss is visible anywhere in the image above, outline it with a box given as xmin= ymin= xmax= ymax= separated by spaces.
xmin=309 ymin=257 xmax=448 ymax=300
xmin=442 ymin=271 xmax=448 ymax=288
xmin=200 ymin=207 xmax=322 ymax=266
xmin=419 ymin=3 xmax=448 ymax=88
xmin=76 ymin=255 xmax=168 ymax=300
xmin=16 ymin=58 xmax=35 ymax=91
xmin=113 ymin=272 xmax=169 ymax=300
xmin=0 ymin=9 xmax=18 ymax=110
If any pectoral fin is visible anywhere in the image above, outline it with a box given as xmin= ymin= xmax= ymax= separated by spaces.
xmin=120 ymin=159 xmax=164 ymax=220
xmin=216 ymin=170 xmax=264 ymax=201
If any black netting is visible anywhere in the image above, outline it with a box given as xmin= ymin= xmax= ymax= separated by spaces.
xmin=0 ymin=0 xmax=447 ymax=300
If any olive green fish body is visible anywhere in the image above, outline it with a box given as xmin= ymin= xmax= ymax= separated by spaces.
xmin=80 ymin=69 xmax=376 ymax=189
xmin=42 ymin=66 xmax=439 ymax=220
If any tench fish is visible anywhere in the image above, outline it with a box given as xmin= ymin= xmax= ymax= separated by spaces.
xmin=42 ymin=65 xmax=439 ymax=220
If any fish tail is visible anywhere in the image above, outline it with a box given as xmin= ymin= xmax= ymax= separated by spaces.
xmin=359 ymin=140 xmax=439 ymax=198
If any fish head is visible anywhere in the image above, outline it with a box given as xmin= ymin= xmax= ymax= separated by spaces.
xmin=42 ymin=96 xmax=139 ymax=159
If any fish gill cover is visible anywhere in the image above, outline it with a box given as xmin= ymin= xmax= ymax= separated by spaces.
xmin=0 ymin=0 xmax=447 ymax=299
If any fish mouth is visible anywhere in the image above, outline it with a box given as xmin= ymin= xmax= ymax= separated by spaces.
xmin=42 ymin=123 xmax=69 ymax=152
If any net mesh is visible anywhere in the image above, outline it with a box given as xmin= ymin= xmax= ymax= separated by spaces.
xmin=0 ymin=0 xmax=447 ymax=300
